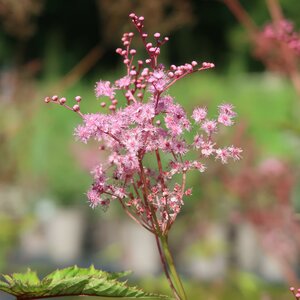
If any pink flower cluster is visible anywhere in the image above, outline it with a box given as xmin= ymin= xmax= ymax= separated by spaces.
xmin=45 ymin=13 xmax=241 ymax=234
xmin=262 ymin=19 xmax=300 ymax=55
xmin=192 ymin=104 xmax=240 ymax=163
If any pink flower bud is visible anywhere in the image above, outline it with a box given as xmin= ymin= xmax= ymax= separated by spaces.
xmin=164 ymin=37 xmax=169 ymax=42
xmin=101 ymin=102 xmax=106 ymax=107
xmin=154 ymin=32 xmax=160 ymax=38
xmin=185 ymin=64 xmax=192 ymax=71
xmin=142 ymin=33 xmax=148 ymax=38
xmin=44 ymin=96 xmax=51 ymax=103
xmin=116 ymin=48 xmax=122 ymax=54
xmin=52 ymin=95 xmax=58 ymax=101
xmin=185 ymin=189 xmax=192 ymax=196
xmin=128 ymin=32 xmax=134 ymax=37
xmin=72 ymin=104 xmax=80 ymax=112
xmin=146 ymin=42 xmax=152 ymax=48
xmin=59 ymin=97 xmax=66 ymax=105
xmin=191 ymin=61 xmax=198 ymax=67
xmin=129 ymin=13 xmax=135 ymax=18
xmin=138 ymin=16 xmax=144 ymax=21
xmin=75 ymin=96 xmax=81 ymax=102
xmin=202 ymin=62 xmax=215 ymax=68
xmin=112 ymin=99 xmax=118 ymax=105
xmin=145 ymin=59 xmax=151 ymax=64
xmin=130 ymin=49 xmax=136 ymax=55
xmin=109 ymin=105 xmax=116 ymax=111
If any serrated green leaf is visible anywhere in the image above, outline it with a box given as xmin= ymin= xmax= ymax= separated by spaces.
xmin=0 ymin=265 xmax=171 ymax=299
xmin=12 ymin=269 xmax=40 ymax=286
xmin=2 ymin=274 xmax=13 ymax=285
xmin=0 ymin=279 xmax=10 ymax=294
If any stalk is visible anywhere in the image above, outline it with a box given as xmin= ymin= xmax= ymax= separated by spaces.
xmin=159 ymin=235 xmax=187 ymax=300
xmin=154 ymin=234 xmax=181 ymax=300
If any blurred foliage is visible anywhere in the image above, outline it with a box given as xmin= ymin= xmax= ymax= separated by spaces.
xmin=139 ymin=272 xmax=289 ymax=300
xmin=97 ymin=0 xmax=194 ymax=46
xmin=0 ymin=0 xmax=44 ymax=39
xmin=1 ymin=0 xmax=300 ymax=72
xmin=0 ymin=0 xmax=298 ymax=74
xmin=0 ymin=215 xmax=24 ymax=270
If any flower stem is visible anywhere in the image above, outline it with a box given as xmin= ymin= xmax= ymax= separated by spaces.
xmin=154 ymin=234 xmax=181 ymax=300
xmin=159 ymin=235 xmax=187 ymax=300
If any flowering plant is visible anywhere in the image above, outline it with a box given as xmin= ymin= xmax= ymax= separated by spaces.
xmin=223 ymin=0 xmax=300 ymax=99
xmin=44 ymin=13 xmax=242 ymax=300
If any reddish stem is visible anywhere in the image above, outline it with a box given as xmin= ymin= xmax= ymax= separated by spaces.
xmin=118 ymin=198 xmax=153 ymax=232
xmin=222 ymin=0 xmax=258 ymax=38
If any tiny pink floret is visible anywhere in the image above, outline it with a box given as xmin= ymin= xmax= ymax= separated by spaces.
xmin=95 ymin=80 xmax=116 ymax=98
xmin=192 ymin=107 xmax=207 ymax=123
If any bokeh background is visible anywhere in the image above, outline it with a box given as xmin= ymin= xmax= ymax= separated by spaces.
xmin=1 ymin=0 xmax=300 ymax=299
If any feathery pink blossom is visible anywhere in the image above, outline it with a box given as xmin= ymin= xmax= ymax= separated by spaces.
xmin=46 ymin=12 xmax=241 ymax=233
xmin=192 ymin=107 xmax=207 ymax=123
xmin=95 ymin=80 xmax=116 ymax=98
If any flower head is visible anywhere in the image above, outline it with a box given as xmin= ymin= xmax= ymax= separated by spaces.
xmin=45 ymin=13 xmax=241 ymax=234
xmin=95 ymin=80 xmax=116 ymax=98
xmin=115 ymin=76 xmax=131 ymax=88
xmin=192 ymin=107 xmax=207 ymax=123
xmin=201 ymin=119 xmax=218 ymax=135
xmin=218 ymin=103 xmax=236 ymax=117
xmin=87 ymin=189 xmax=102 ymax=209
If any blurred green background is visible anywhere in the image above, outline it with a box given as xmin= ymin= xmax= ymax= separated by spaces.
xmin=1 ymin=0 xmax=300 ymax=299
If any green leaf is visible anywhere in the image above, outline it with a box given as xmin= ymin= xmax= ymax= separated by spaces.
xmin=0 ymin=265 xmax=171 ymax=299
